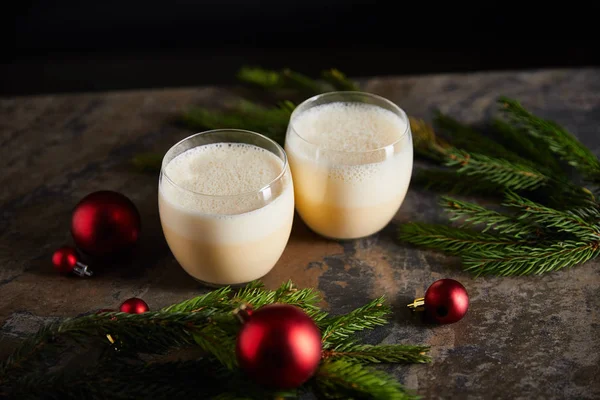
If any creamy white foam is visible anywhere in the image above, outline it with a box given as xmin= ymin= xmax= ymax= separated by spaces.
xmin=291 ymin=102 xmax=407 ymax=152
xmin=161 ymin=143 xmax=287 ymax=216
xmin=285 ymin=100 xmax=413 ymax=239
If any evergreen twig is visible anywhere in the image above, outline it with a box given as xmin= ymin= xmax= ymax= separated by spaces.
xmin=444 ymin=148 xmax=550 ymax=191
xmin=237 ymin=66 xmax=325 ymax=96
xmin=499 ymin=97 xmax=600 ymax=183
xmin=320 ymin=296 xmax=390 ymax=349
xmin=502 ymin=191 xmax=600 ymax=241
xmin=463 ymin=240 xmax=600 ymax=277
xmin=398 ymin=222 xmax=531 ymax=256
xmin=1 ymin=281 xmax=431 ymax=400
xmin=490 ymin=117 xmax=564 ymax=175
xmin=321 ymin=68 xmax=360 ymax=91
xmin=325 ymin=343 xmax=431 ymax=364
xmin=412 ymin=168 xmax=504 ymax=196
xmin=314 ymin=359 xmax=418 ymax=400
xmin=440 ymin=196 xmax=537 ymax=238
xmin=180 ymin=100 xmax=294 ymax=146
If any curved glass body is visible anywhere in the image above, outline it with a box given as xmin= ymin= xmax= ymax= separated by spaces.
xmin=284 ymin=91 xmax=413 ymax=240
xmin=159 ymin=129 xmax=294 ymax=286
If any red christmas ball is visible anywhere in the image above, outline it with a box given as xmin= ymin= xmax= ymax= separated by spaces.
xmin=52 ymin=246 xmax=79 ymax=273
xmin=424 ymin=279 xmax=469 ymax=324
xmin=235 ymin=304 xmax=322 ymax=389
xmin=71 ymin=191 xmax=141 ymax=257
xmin=119 ymin=298 xmax=149 ymax=314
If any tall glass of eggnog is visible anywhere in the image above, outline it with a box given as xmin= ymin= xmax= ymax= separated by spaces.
xmin=158 ymin=129 xmax=295 ymax=287
xmin=285 ymin=91 xmax=413 ymax=240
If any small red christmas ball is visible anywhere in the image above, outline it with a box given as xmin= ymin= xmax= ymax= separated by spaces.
xmin=236 ymin=304 xmax=322 ymax=389
xmin=71 ymin=190 xmax=141 ymax=257
xmin=119 ymin=298 xmax=149 ymax=314
xmin=424 ymin=279 xmax=469 ymax=324
xmin=52 ymin=246 xmax=79 ymax=273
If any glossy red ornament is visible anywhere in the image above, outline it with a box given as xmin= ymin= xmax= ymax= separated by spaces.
xmin=71 ymin=191 xmax=141 ymax=257
xmin=408 ymin=279 xmax=469 ymax=324
xmin=119 ymin=298 xmax=149 ymax=314
xmin=235 ymin=304 xmax=322 ymax=389
xmin=51 ymin=246 xmax=93 ymax=277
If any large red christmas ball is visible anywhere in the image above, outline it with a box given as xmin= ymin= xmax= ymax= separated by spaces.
xmin=71 ymin=191 xmax=141 ymax=257
xmin=119 ymin=298 xmax=149 ymax=314
xmin=235 ymin=304 xmax=322 ymax=389
xmin=424 ymin=279 xmax=469 ymax=324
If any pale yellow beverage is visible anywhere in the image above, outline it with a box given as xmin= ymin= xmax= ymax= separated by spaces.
xmin=159 ymin=130 xmax=294 ymax=286
xmin=285 ymin=92 xmax=413 ymax=240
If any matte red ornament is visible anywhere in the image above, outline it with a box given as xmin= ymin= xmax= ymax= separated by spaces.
xmin=235 ymin=304 xmax=322 ymax=389
xmin=407 ymin=278 xmax=469 ymax=324
xmin=71 ymin=191 xmax=141 ymax=257
xmin=51 ymin=246 xmax=93 ymax=277
xmin=119 ymin=298 xmax=149 ymax=314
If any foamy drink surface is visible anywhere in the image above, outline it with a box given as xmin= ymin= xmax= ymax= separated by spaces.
xmin=162 ymin=143 xmax=286 ymax=215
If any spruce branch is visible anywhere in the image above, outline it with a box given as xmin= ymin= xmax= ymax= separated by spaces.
xmin=325 ymin=343 xmax=431 ymax=364
xmin=320 ymin=296 xmax=390 ymax=349
xmin=409 ymin=117 xmax=451 ymax=163
xmin=398 ymin=222 xmax=530 ymax=256
xmin=412 ymin=168 xmax=504 ymax=196
xmin=444 ymin=148 xmax=550 ymax=191
xmin=7 ymin=358 xmax=286 ymax=400
xmin=463 ymin=240 xmax=600 ymax=276
xmin=314 ymin=359 xmax=419 ymax=400
xmin=180 ymin=100 xmax=294 ymax=146
xmin=321 ymin=68 xmax=360 ymax=91
xmin=410 ymin=117 xmax=551 ymax=192
xmin=0 ymin=310 xmax=217 ymax=381
xmin=1 ymin=280 xmax=430 ymax=399
xmin=161 ymin=286 xmax=233 ymax=313
xmin=440 ymin=196 xmax=537 ymax=238
xmin=499 ymin=97 xmax=600 ymax=183
xmin=434 ymin=112 xmax=529 ymax=165
xmin=237 ymin=66 xmax=326 ymax=96
xmin=502 ymin=191 xmax=600 ymax=240
xmin=490 ymin=117 xmax=565 ymax=175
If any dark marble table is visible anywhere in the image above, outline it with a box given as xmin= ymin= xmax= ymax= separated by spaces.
xmin=1 ymin=68 xmax=599 ymax=399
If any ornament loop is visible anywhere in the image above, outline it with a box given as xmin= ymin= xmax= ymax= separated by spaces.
xmin=407 ymin=297 xmax=425 ymax=311
xmin=73 ymin=262 xmax=93 ymax=277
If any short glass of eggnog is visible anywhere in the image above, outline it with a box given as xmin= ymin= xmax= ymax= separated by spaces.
xmin=284 ymin=91 xmax=413 ymax=240
xmin=158 ymin=129 xmax=295 ymax=287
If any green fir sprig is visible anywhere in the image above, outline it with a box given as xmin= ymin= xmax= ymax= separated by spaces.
xmin=0 ymin=281 xmax=429 ymax=400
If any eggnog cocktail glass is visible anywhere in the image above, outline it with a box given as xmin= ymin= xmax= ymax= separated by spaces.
xmin=284 ymin=91 xmax=413 ymax=240
xmin=159 ymin=129 xmax=294 ymax=287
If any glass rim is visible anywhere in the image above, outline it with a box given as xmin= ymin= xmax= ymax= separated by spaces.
xmin=160 ymin=129 xmax=289 ymax=198
xmin=288 ymin=91 xmax=411 ymax=155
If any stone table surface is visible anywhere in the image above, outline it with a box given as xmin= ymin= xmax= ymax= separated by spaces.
xmin=1 ymin=68 xmax=599 ymax=399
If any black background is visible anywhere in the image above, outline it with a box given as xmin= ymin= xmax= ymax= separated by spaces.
xmin=3 ymin=1 xmax=599 ymax=96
